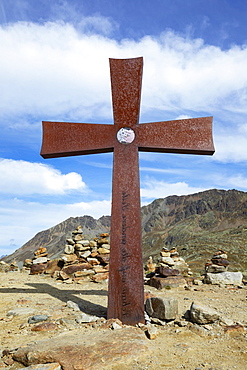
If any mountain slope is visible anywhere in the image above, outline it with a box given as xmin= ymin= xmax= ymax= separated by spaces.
xmin=3 ymin=189 xmax=247 ymax=275
xmin=141 ymin=189 xmax=247 ymax=273
xmin=3 ymin=215 xmax=110 ymax=264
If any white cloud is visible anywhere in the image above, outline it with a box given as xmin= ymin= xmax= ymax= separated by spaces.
xmin=213 ymin=123 xmax=247 ymax=163
xmin=0 ymin=197 xmax=111 ymax=256
xmin=1 ymin=22 xmax=247 ymax=124
xmin=211 ymin=173 xmax=247 ymax=190
xmin=0 ymin=158 xmax=87 ymax=195
xmin=141 ymin=178 xmax=205 ymax=201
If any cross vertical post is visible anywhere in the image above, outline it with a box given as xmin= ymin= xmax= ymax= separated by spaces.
xmin=107 ymin=58 xmax=145 ymax=324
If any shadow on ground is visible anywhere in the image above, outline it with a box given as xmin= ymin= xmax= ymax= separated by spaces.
xmin=0 ymin=282 xmax=108 ymax=317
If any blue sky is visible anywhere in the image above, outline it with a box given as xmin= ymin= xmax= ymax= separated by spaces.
xmin=1 ymin=0 xmax=247 ymax=256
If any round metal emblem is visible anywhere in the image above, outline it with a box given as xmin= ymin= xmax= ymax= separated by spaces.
xmin=117 ymin=127 xmax=135 ymax=144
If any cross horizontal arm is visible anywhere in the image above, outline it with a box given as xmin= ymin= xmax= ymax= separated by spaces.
xmin=136 ymin=116 xmax=214 ymax=155
xmin=41 ymin=121 xmax=115 ymax=158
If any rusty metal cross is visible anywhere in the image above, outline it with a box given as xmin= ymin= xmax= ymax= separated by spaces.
xmin=41 ymin=57 xmax=214 ymax=326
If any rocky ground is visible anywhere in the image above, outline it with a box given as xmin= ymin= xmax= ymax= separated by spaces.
xmin=0 ymin=271 xmax=247 ymax=370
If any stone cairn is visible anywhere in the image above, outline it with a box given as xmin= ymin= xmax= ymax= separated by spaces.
xmin=145 ymin=247 xmax=192 ymax=289
xmin=0 ymin=260 xmax=18 ymax=272
xmin=203 ymin=249 xmax=243 ymax=285
xmin=57 ymin=226 xmax=110 ymax=283
xmin=24 ymin=226 xmax=110 ymax=283
xmin=204 ymin=249 xmax=229 ymax=274
xmin=23 ymin=246 xmax=49 ymax=274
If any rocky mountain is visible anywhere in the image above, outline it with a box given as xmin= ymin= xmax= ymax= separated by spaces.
xmin=141 ymin=189 xmax=247 ymax=275
xmin=3 ymin=189 xmax=247 ymax=276
xmin=3 ymin=215 xmax=110 ymax=265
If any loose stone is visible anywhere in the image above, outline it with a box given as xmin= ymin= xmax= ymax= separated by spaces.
xmin=31 ymin=322 xmax=57 ymax=332
xmin=28 ymin=315 xmax=49 ymax=324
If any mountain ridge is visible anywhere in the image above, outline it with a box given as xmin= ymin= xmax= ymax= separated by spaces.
xmin=3 ymin=189 xmax=247 ymax=276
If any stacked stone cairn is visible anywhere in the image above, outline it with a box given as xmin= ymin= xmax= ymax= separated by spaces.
xmin=23 ymin=226 xmax=110 ymax=283
xmin=0 ymin=260 xmax=18 ymax=272
xmin=54 ymin=226 xmax=110 ymax=283
xmin=24 ymin=246 xmax=49 ymax=274
xmin=204 ymin=249 xmax=229 ymax=274
xmin=203 ymin=249 xmax=243 ymax=285
xmin=145 ymin=247 xmax=192 ymax=289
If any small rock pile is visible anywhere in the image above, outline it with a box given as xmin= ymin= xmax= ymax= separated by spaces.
xmin=145 ymin=247 xmax=191 ymax=290
xmin=203 ymin=249 xmax=243 ymax=286
xmin=159 ymin=247 xmax=192 ymax=276
xmin=204 ymin=249 xmax=229 ymax=274
xmin=0 ymin=260 xmax=18 ymax=272
xmin=23 ymin=226 xmax=111 ymax=283
xmin=53 ymin=226 xmax=110 ymax=284
xmin=23 ymin=247 xmax=49 ymax=274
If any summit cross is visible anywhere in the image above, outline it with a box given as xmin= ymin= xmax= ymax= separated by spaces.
xmin=41 ymin=57 xmax=214 ymax=326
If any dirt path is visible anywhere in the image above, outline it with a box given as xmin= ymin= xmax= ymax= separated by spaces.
xmin=0 ymin=271 xmax=246 ymax=369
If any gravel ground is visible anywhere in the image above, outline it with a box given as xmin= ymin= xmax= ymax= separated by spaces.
xmin=0 ymin=271 xmax=246 ymax=370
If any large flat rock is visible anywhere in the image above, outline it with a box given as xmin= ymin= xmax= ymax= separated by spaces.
xmin=204 ymin=271 xmax=243 ymax=285
xmin=13 ymin=327 xmax=149 ymax=370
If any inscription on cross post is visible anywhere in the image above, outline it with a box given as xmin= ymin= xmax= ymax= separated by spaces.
xmin=41 ymin=57 xmax=215 ymax=326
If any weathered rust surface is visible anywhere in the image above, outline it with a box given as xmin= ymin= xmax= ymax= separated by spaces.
xmin=41 ymin=56 xmax=215 ymax=326
xmin=107 ymin=58 xmax=144 ymax=325
xmin=137 ymin=117 xmax=214 ymax=155
xmin=41 ymin=122 xmax=115 ymax=158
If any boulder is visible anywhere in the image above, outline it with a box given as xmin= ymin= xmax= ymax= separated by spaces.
xmin=148 ymin=276 xmax=187 ymax=289
xmin=145 ymin=297 xmax=178 ymax=320
xmin=204 ymin=271 xmax=243 ymax=285
xmin=190 ymin=301 xmax=220 ymax=324
xmin=12 ymin=327 xmax=149 ymax=370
